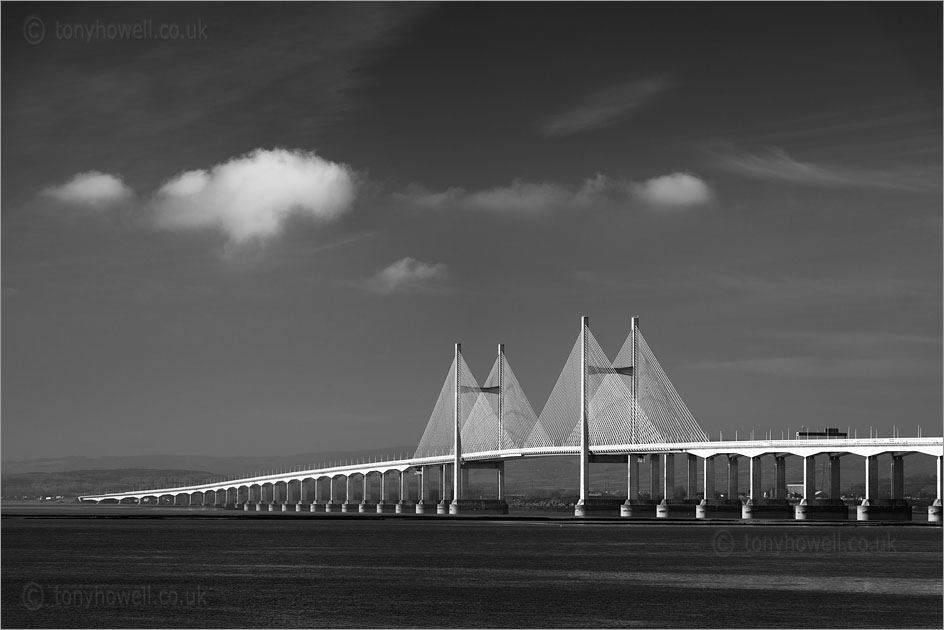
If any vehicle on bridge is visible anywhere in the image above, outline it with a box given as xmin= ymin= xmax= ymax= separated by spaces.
xmin=796 ymin=427 xmax=847 ymax=439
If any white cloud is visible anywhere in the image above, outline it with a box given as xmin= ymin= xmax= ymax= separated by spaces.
xmin=542 ymin=77 xmax=670 ymax=137
xmin=152 ymin=148 xmax=356 ymax=244
xmin=632 ymin=172 xmax=713 ymax=207
xmin=42 ymin=171 xmax=133 ymax=207
xmin=367 ymin=257 xmax=448 ymax=294
xmin=398 ymin=172 xmax=712 ymax=212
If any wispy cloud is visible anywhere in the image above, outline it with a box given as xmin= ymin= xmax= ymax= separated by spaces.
xmin=689 ymin=326 xmax=941 ymax=380
xmin=42 ymin=172 xmax=133 ymax=208
xmin=397 ymin=172 xmax=712 ymax=212
xmin=716 ymin=147 xmax=940 ymax=193
xmin=542 ymin=77 xmax=670 ymax=137
xmin=703 ymin=270 xmax=934 ymax=303
xmin=366 ymin=257 xmax=448 ymax=294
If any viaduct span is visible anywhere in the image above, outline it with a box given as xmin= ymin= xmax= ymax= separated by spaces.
xmin=80 ymin=317 xmax=944 ymax=522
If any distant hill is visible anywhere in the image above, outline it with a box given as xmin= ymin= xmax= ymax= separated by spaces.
xmin=2 ymin=468 xmax=217 ymax=499
xmin=0 ymin=446 xmax=418 ymax=477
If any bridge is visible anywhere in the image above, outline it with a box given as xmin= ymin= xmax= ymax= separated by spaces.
xmin=79 ymin=316 xmax=944 ymax=522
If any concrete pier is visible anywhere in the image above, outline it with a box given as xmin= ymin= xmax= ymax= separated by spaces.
xmin=415 ymin=501 xmax=435 ymax=514
xmin=932 ymin=456 xmax=943 ymax=523
xmin=742 ymin=499 xmax=793 ymax=520
xmin=856 ymin=499 xmax=911 ymax=521
xmin=696 ymin=500 xmax=742 ymax=519
xmin=448 ymin=499 xmax=509 ymax=515
xmin=358 ymin=502 xmax=377 ymax=513
xmin=621 ymin=499 xmax=656 ymax=517
xmin=928 ymin=500 xmax=942 ymax=523
xmin=795 ymin=499 xmax=848 ymax=520
xmin=656 ymin=499 xmax=698 ymax=518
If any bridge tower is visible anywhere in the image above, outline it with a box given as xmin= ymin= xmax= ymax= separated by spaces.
xmin=574 ymin=316 xmax=591 ymax=516
xmin=450 ymin=343 xmax=462 ymax=513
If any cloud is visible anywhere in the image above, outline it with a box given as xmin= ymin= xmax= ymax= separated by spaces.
xmin=542 ymin=77 xmax=670 ymax=137
xmin=632 ymin=172 xmax=713 ymax=207
xmin=42 ymin=171 xmax=133 ymax=207
xmin=367 ymin=257 xmax=448 ymax=294
xmin=397 ymin=172 xmax=712 ymax=212
xmin=717 ymin=147 xmax=939 ymax=193
xmin=151 ymin=148 xmax=356 ymax=244
xmin=465 ymin=179 xmax=573 ymax=212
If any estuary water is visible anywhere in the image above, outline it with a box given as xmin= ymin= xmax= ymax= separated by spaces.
xmin=2 ymin=507 xmax=941 ymax=628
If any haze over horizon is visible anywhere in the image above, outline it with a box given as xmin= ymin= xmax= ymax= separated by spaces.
xmin=3 ymin=3 xmax=941 ymax=462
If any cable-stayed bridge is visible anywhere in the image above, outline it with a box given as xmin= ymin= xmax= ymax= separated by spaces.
xmin=79 ymin=317 xmax=944 ymax=522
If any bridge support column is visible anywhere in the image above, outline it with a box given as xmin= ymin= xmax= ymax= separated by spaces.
xmin=450 ymin=342 xmax=464 ymax=516
xmin=620 ymin=455 xmax=644 ymax=517
xmin=396 ymin=470 xmax=413 ymax=513
xmin=574 ymin=317 xmax=591 ymax=517
xmin=696 ymin=456 xmax=716 ymax=519
xmin=281 ymin=482 xmax=291 ymax=512
xmin=890 ymin=455 xmax=904 ymax=501
xmin=795 ymin=455 xmax=847 ymax=519
xmin=342 ymin=475 xmax=356 ymax=512
xmin=497 ymin=461 xmax=505 ymax=501
xmin=930 ymin=456 xmax=942 ymax=523
xmin=657 ymin=453 xmax=675 ymax=518
xmin=325 ymin=477 xmax=341 ymax=512
xmin=857 ymin=455 xmax=879 ymax=521
xmin=726 ymin=456 xmax=739 ymax=502
xmin=794 ymin=455 xmax=816 ymax=519
xmin=829 ymin=455 xmax=842 ymax=500
xmin=416 ymin=467 xmax=434 ymax=514
xmin=296 ymin=480 xmax=307 ymax=512
xmin=749 ymin=456 xmax=762 ymax=500
xmin=437 ymin=464 xmax=449 ymax=514
xmin=256 ymin=485 xmax=266 ymax=511
xmin=743 ymin=455 xmax=775 ymax=519
xmin=361 ymin=473 xmax=378 ymax=513
xmin=775 ymin=456 xmax=787 ymax=500
xmin=744 ymin=453 xmax=792 ymax=520
xmin=649 ymin=454 xmax=660 ymax=501
xmin=308 ymin=477 xmax=324 ymax=512
xmin=378 ymin=471 xmax=395 ymax=513
xmin=687 ymin=454 xmax=698 ymax=500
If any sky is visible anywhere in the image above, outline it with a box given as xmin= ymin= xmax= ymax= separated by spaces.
xmin=2 ymin=2 xmax=941 ymax=462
